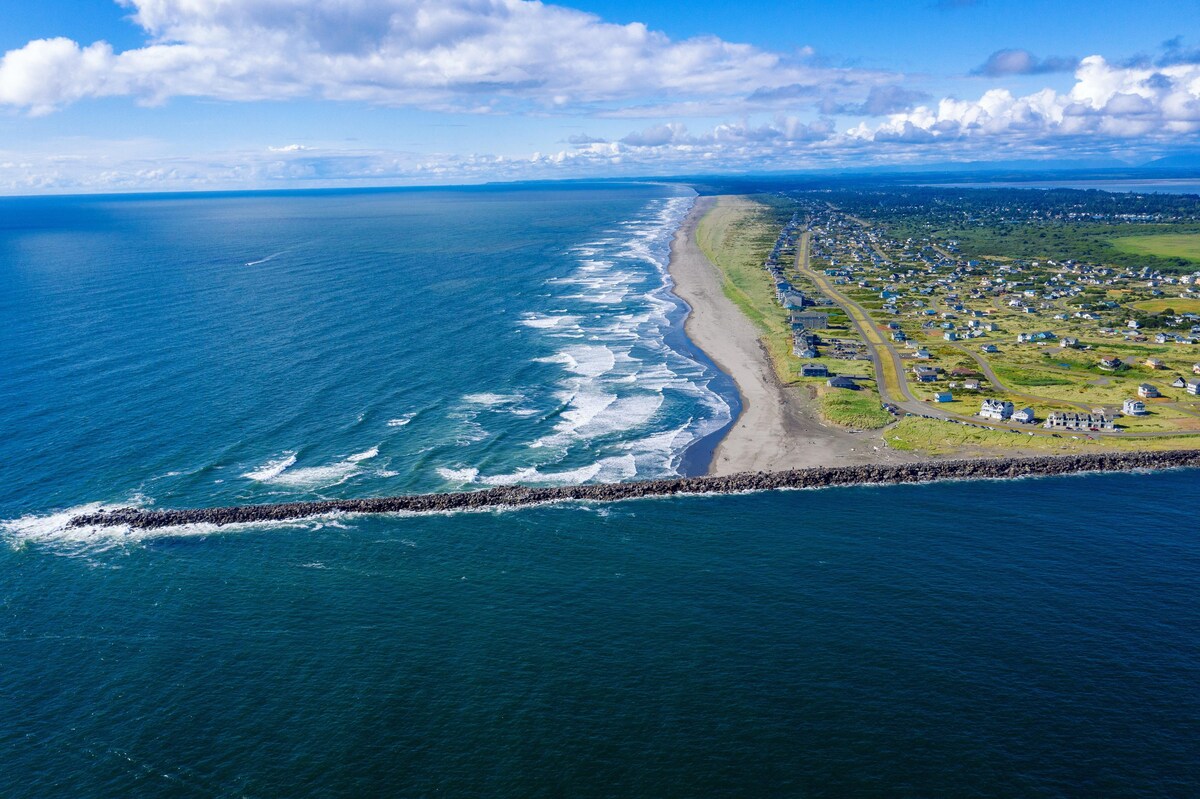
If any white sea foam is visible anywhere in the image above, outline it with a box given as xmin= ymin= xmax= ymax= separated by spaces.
xmin=346 ymin=446 xmax=379 ymax=463
xmin=463 ymin=393 xmax=523 ymax=406
xmin=242 ymin=452 xmax=296 ymax=481
xmin=387 ymin=413 xmax=416 ymax=427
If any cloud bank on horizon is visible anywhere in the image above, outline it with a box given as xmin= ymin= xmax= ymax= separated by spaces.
xmin=1 ymin=0 xmax=1199 ymax=191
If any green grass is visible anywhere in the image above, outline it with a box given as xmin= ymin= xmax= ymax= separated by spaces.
xmin=1110 ymin=233 xmax=1200 ymax=262
xmin=1131 ymin=297 xmax=1200 ymax=314
xmin=991 ymin=365 xmax=1073 ymax=387
xmin=885 ymin=416 xmax=1200 ymax=456
xmin=819 ymin=390 xmax=893 ymax=429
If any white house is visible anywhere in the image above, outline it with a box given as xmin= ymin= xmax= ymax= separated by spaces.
xmin=1138 ymin=383 xmax=1160 ymax=398
xmin=979 ymin=399 xmax=1014 ymax=421
xmin=1123 ymin=399 xmax=1148 ymax=415
xmin=1013 ymin=407 xmax=1036 ymax=424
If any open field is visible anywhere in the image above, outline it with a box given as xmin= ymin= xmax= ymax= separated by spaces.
xmin=885 ymin=416 xmax=1200 ymax=456
xmin=1111 ymin=233 xmax=1200 ymax=262
xmin=819 ymin=387 xmax=893 ymax=429
xmin=1131 ymin=298 xmax=1200 ymax=314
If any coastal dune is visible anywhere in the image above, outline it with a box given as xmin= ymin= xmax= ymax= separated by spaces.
xmin=668 ymin=196 xmax=907 ymax=474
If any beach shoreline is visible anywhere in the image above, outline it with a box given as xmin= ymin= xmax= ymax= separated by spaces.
xmin=667 ymin=195 xmax=916 ymax=474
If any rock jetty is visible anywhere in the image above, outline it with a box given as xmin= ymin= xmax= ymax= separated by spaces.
xmin=68 ymin=450 xmax=1200 ymax=530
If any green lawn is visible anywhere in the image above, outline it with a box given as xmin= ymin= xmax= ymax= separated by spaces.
xmin=1110 ymin=233 xmax=1200 ymax=262
xmin=1131 ymin=297 xmax=1200 ymax=314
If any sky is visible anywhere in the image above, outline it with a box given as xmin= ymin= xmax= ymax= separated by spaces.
xmin=0 ymin=0 xmax=1199 ymax=193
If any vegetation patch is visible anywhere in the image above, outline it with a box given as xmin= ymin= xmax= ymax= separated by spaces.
xmin=1110 ymin=233 xmax=1200 ymax=262
xmin=819 ymin=389 xmax=893 ymax=429
xmin=992 ymin=365 xmax=1073 ymax=387
xmin=1130 ymin=298 xmax=1200 ymax=314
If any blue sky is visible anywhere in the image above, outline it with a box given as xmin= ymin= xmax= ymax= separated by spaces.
xmin=0 ymin=0 xmax=1198 ymax=193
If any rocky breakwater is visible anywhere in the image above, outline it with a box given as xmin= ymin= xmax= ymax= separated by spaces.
xmin=69 ymin=450 xmax=1200 ymax=530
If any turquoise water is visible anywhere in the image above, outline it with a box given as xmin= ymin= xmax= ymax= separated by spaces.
xmin=2 ymin=186 xmax=1199 ymax=796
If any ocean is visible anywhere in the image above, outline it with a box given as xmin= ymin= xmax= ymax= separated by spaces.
xmin=2 ymin=185 xmax=1198 ymax=797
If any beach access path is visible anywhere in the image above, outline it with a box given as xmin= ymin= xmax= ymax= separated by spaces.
xmin=668 ymin=196 xmax=915 ymax=474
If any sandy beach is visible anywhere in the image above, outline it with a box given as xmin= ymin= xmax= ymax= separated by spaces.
xmin=669 ymin=196 xmax=914 ymax=474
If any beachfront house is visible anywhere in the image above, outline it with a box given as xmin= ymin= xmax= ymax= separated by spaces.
xmin=827 ymin=376 xmax=858 ymax=390
xmin=979 ymin=399 xmax=1013 ymax=421
xmin=1043 ymin=412 xmax=1116 ymax=431
xmin=1123 ymin=399 xmax=1148 ymax=415
xmin=1013 ymin=407 xmax=1036 ymax=424
xmin=791 ymin=311 xmax=829 ymax=330
xmin=800 ymin=363 xmax=828 ymax=378
xmin=1138 ymin=383 xmax=1161 ymax=398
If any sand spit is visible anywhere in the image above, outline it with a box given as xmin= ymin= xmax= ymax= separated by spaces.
xmin=69 ymin=451 xmax=1200 ymax=530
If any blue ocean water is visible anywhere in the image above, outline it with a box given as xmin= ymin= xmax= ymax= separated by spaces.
xmin=2 ymin=186 xmax=1199 ymax=797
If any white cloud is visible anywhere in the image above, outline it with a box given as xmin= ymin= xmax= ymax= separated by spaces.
xmin=854 ymin=57 xmax=1200 ymax=143
xmin=0 ymin=0 xmax=865 ymax=115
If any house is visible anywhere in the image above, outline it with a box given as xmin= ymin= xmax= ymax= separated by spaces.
xmin=1099 ymin=356 xmax=1124 ymax=371
xmin=979 ymin=399 xmax=1014 ymax=421
xmin=1123 ymin=399 xmax=1148 ymax=415
xmin=980 ymin=344 xmax=999 ymax=354
xmin=791 ymin=310 xmax=829 ymax=330
xmin=800 ymin=363 xmax=828 ymax=378
xmin=1188 ymin=379 xmax=1200 ymax=396
xmin=914 ymin=348 xmax=931 ymax=359
xmin=1043 ymin=412 xmax=1117 ymax=431
xmin=934 ymin=391 xmax=954 ymax=403
xmin=1138 ymin=383 xmax=1161 ymax=398
xmin=944 ymin=331 xmax=959 ymax=341
xmin=913 ymin=366 xmax=939 ymax=382
xmin=1012 ymin=407 xmax=1036 ymax=424
xmin=1193 ymin=363 xmax=1200 ymax=375
xmin=1172 ymin=376 xmax=1188 ymax=388
xmin=827 ymin=376 xmax=858 ymax=390
xmin=1155 ymin=333 xmax=1172 ymax=344
xmin=1145 ymin=357 xmax=1166 ymax=370
xmin=1059 ymin=337 xmax=1079 ymax=348
xmin=1127 ymin=319 xmax=1141 ymax=329
xmin=963 ymin=379 xmax=981 ymax=391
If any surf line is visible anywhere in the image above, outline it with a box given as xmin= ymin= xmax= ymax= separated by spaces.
xmin=68 ymin=450 xmax=1200 ymax=530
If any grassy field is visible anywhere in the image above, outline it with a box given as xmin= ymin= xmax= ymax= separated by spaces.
xmin=886 ymin=416 xmax=1200 ymax=456
xmin=1110 ymin=233 xmax=1200 ymax=262
xmin=1131 ymin=297 xmax=1200 ymax=314
xmin=819 ymin=388 xmax=893 ymax=429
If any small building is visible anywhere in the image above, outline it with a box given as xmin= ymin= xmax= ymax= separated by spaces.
xmin=1188 ymin=379 xmax=1200 ymax=396
xmin=1145 ymin=358 xmax=1166 ymax=370
xmin=913 ymin=366 xmax=939 ymax=383
xmin=791 ymin=310 xmax=830 ymax=330
xmin=1099 ymin=356 xmax=1124 ymax=371
xmin=1012 ymin=407 xmax=1036 ymax=424
xmin=1172 ymin=376 xmax=1188 ymax=388
xmin=980 ymin=344 xmax=999 ymax=354
xmin=914 ymin=348 xmax=931 ymax=359
xmin=1193 ymin=363 xmax=1200 ymax=375
xmin=1123 ymin=399 xmax=1148 ymax=416
xmin=979 ymin=399 xmax=1013 ymax=421
xmin=1138 ymin=383 xmax=1160 ymax=398
xmin=963 ymin=379 xmax=981 ymax=391
xmin=827 ymin=376 xmax=858 ymax=390
xmin=800 ymin=363 xmax=828 ymax=378
xmin=944 ymin=331 xmax=959 ymax=341
xmin=1044 ymin=412 xmax=1117 ymax=431
xmin=1059 ymin=337 xmax=1079 ymax=348
xmin=933 ymin=391 xmax=953 ymax=403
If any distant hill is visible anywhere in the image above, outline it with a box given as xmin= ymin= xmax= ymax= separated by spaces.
xmin=1142 ymin=152 xmax=1200 ymax=170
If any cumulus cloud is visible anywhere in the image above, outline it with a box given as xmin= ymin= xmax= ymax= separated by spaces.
xmin=0 ymin=0 xmax=876 ymax=116
xmin=972 ymin=48 xmax=1079 ymax=77
xmin=852 ymin=56 xmax=1200 ymax=145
